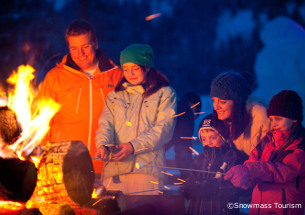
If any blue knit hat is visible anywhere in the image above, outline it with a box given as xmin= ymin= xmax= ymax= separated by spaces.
xmin=198 ymin=114 xmax=228 ymax=141
xmin=120 ymin=44 xmax=155 ymax=68
xmin=210 ymin=71 xmax=252 ymax=103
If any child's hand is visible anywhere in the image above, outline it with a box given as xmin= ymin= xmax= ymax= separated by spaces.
xmin=224 ymin=164 xmax=252 ymax=190
xmin=111 ymin=142 xmax=134 ymax=162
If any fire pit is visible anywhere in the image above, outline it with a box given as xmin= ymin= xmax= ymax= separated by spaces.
xmin=0 ymin=139 xmax=122 ymax=214
xmin=0 ymin=65 xmax=122 ymax=214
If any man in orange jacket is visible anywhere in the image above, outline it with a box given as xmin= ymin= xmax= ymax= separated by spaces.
xmin=38 ymin=20 xmax=122 ymax=174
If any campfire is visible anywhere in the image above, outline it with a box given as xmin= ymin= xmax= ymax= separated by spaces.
xmin=0 ymin=65 xmax=120 ymax=215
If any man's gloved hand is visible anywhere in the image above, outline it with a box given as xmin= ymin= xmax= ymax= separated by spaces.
xmin=224 ymin=164 xmax=252 ymax=190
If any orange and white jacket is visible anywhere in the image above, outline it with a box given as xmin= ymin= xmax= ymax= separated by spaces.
xmin=38 ymin=51 xmax=123 ymax=173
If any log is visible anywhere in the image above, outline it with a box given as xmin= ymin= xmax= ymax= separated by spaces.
xmin=0 ymin=106 xmax=21 ymax=145
xmin=31 ymin=140 xmax=95 ymax=205
xmin=0 ymin=157 xmax=37 ymax=202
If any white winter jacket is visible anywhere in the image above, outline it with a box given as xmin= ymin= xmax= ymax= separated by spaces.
xmin=95 ymin=83 xmax=177 ymax=179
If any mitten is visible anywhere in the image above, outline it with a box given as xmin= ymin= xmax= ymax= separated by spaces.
xmin=224 ymin=164 xmax=252 ymax=190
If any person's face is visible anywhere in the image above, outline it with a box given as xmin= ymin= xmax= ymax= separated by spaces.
xmin=199 ymin=129 xmax=225 ymax=147
xmin=122 ymin=63 xmax=146 ymax=85
xmin=269 ymin=116 xmax=296 ymax=131
xmin=67 ymin=33 xmax=98 ymax=71
xmin=212 ymin=97 xmax=234 ymax=121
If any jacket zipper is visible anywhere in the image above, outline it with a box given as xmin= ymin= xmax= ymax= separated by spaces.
xmin=100 ymin=88 xmax=105 ymax=105
xmin=88 ymin=78 xmax=93 ymax=152
xmin=75 ymin=87 xmax=82 ymax=113
xmin=87 ymin=72 xmax=101 ymax=152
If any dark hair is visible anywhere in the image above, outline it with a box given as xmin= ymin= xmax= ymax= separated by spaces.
xmin=115 ymin=67 xmax=169 ymax=98
xmin=213 ymin=101 xmax=250 ymax=141
xmin=65 ymin=20 xmax=97 ymax=46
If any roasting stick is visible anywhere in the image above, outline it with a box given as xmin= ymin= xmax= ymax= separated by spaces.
xmin=92 ymin=159 xmax=226 ymax=175
xmin=134 ymin=162 xmax=226 ymax=175
xmin=124 ymin=185 xmax=183 ymax=195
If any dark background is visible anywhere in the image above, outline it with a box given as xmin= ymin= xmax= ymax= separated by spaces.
xmin=1 ymin=0 xmax=305 ymax=96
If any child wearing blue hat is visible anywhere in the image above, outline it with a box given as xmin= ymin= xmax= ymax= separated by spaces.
xmin=182 ymin=114 xmax=246 ymax=215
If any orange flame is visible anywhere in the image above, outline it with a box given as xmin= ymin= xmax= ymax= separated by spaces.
xmin=30 ymin=156 xmax=42 ymax=168
xmin=91 ymin=188 xmax=98 ymax=198
xmin=0 ymin=200 xmax=25 ymax=211
xmin=6 ymin=65 xmax=60 ymax=160
xmin=0 ymin=84 xmax=7 ymax=106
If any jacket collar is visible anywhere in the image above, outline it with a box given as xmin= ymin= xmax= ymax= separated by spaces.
xmin=65 ymin=49 xmax=116 ymax=72
xmin=123 ymin=82 xmax=145 ymax=94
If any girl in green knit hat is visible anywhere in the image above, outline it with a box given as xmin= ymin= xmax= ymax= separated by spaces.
xmin=95 ymin=44 xmax=177 ymax=198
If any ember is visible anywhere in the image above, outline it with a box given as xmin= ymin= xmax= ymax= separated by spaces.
xmin=189 ymin=146 xmax=199 ymax=156
xmin=171 ymin=112 xmax=186 ymax=118
xmin=190 ymin=101 xmax=200 ymax=109
xmin=0 ymin=200 xmax=26 ymax=215
xmin=145 ymin=13 xmax=161 ymax=21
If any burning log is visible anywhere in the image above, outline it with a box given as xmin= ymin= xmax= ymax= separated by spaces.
xmin=30 ymin=140 xmax=95 ymax=206
xmin=0 ymin=106 xmax=21 ymax=146
xmin=0 ymin=106 xmax=20 ymax=159
xmin=0 ymin=106 xmax=37 ymax=203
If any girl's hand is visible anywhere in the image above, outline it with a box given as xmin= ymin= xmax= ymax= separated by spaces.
xmin=111 ymin=142 xmax=134 ymax=162
xmin=95 ymin=146 xmax=109 ymax=161
xmin=224 ymin=164 xmax=253 ymax=190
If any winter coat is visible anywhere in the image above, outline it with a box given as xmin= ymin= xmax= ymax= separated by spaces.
xmin=244 ymin=131 xmax=305 ymax=215
xmin=38 ymin=51 xmax=123 ymax=172
xmin=95 ymin=83 xmax=177 ymax=180
xmin=233 ymin=99 xmax=270 ymax=156
xmin=183 ymin=143 xmax=246 ymax=215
